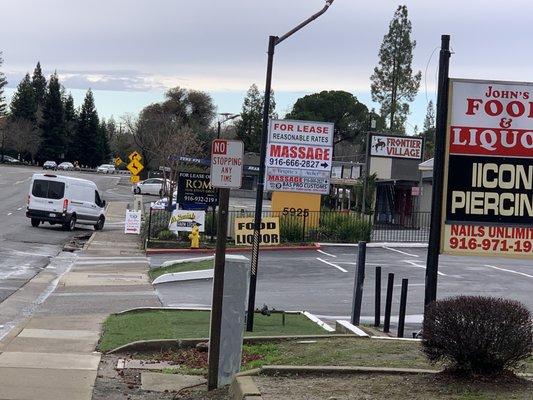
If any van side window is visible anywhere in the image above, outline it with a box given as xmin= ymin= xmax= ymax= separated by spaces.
xmin=95 ymin=191 xmax=102 ymax=207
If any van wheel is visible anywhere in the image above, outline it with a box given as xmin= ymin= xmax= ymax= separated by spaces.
xmin=31 ymin=218 xmax=40 ymax=227
xmin=94 ymin=216 xmax=105 ymax=231
xmin=63 ymin=215 xmax=76 ymax=231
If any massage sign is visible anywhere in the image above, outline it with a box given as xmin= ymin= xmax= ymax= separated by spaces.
xmin=442 ymin=79 xmax=533 ymax=258
xmin=265 ymin=119 xmax=334 ymax=195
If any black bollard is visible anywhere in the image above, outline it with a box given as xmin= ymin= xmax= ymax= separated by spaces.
xmin=383 ymin=273 xmax=394 ymax=333
xmin=397 ymin=278 xmax=409 ymax=338
xmin=374 ymin=267 xmax=381 ymax=327
xmin=351 ymin=241 xmax=366 ymax=325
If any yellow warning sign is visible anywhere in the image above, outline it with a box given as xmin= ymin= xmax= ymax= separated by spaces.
xmin=114 ymin=157 xmax=123 ymax=166
xmin=127 ymin=158 xmax=144 ymax=175
xmin=128 ymin=151 xmax=142 ymax=162
xmin=130 ymin=175 xmax=140 ymax=183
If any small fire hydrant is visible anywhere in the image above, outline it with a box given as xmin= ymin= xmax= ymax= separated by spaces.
xmin=188 ymin=224 xmax=200 ymax=249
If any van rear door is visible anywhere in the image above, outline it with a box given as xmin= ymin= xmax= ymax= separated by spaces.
xmin=30 ymin=178 xmax=66 ymax=213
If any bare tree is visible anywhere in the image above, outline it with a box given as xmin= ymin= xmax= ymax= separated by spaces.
xmin=7 ymin=118 xmax=42 ymax=162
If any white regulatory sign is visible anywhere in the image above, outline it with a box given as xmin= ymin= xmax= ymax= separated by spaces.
xmin=265 ymin=119 xmax=333 ymax=195
xmin=210 ymin=139 xmax=244 ymax=189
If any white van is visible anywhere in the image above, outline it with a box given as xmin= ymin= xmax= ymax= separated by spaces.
xmin=26 ymin=173 xmax=106 ymax=231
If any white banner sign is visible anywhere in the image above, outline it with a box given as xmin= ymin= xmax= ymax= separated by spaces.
xmin=124 ymin=210 xmax=141 ymax=235
xmin=370 ymin=134 xmax=423 ymax=160
xmin=168 ymin=209 xmax=206 ymax=232
xmin=265 ymin=119 xmax=333 ymax=195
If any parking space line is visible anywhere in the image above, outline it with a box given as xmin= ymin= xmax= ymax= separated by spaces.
xmin=316 ymin=257 xmax=348 ymax=273
xmin=316 ymin=249 xmax=337 ymax=258
xmin=403 ymin=260 xmax=447 ymax=276
xmin=383 ymin=246 xmax=419 ymax=257
xmin=485 ymin=264 xmax=533 ymax=278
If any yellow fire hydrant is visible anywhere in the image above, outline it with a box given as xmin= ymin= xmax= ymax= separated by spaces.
xmin=188 ymin=224 xmax=200 ymax=249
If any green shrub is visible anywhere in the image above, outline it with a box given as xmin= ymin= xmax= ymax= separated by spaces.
xmin=422 ymin=296 xmax=533 ymax=375
xmin=157 ymin=229 xmax=177 ymax=240
xmin=314 ymin=212 xmax=372 ymax=243
xmin=280 ymin=216 xmax=303 ymax=243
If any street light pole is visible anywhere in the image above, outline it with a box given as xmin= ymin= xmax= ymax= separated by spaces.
xmin=246 ymin=0 xmax=335 ymax=332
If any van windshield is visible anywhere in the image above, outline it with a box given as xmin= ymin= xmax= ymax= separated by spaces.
xmin=32 ymin=179 xmax=65 ymax=200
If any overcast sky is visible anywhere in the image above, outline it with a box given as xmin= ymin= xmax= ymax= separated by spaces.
xmin=2 ymin=0 xmax=532 ymax=133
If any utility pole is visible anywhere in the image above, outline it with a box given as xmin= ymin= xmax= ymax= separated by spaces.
xmin=247 ymin=0 xmax=336 ymax=332
xmin=424 ymin=35 xmax=451 ymax=306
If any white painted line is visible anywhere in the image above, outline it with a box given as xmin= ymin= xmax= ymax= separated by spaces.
xmin=335 ymin=262 xmax=381 ymax=266
xmin=302 ymin=311 xmax=335 ymax=332
xmin=17 ymin=207 xmax=22 ymax=211
xmin=402 ymin=260 xmax=447 ymax=276
xmin=316 ymin=249 xmax=337 ymax=258
xmin=485 ymin=264 xmax=533 ymax=279
xmin=316 ymin=257 xmax=348 ymax=273
xmin=336 ymin=320 xmax=369 ymax=337
xmin=7 ymin=212 xmax=12 ymax=216
xmin=383 ymin=246 xmax=419 ymax=257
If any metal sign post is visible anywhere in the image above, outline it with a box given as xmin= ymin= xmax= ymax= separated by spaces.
xmin=424 ymin=35 xmax=451 ymax=306
xmin=207 ymin=139 xmax=244 ymax=390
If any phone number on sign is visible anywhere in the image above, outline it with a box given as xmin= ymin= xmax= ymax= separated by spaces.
xmin=268 ymin=158 xmax=322 ymax=168
xmin=449 ymin=237 xmax=533 ymax=253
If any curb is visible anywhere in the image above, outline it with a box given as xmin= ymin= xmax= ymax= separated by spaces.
xmin=230 ymin=375 xmax=263 ymax=400
xmin=152 ymin=269 xmax=214 ymax=284
xmin=160 ymin=256 xmax=214 ymax=268
xmin=317 ymin=242 xmax=428 ymax=248
xmin=106 ymin=334 xmax=362 ymax=354
xmin=259 ymin=365 xmax=439 ymax=375
xmin=146 ymin=243 xmax=320 ymax=255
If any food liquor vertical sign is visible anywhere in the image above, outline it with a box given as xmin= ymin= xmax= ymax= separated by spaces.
xmin=442 ymin=79 xmax=533 ymax=258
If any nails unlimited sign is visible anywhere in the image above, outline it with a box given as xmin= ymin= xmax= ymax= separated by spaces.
xmin=442 ymin=79 xmax=533 ymax=258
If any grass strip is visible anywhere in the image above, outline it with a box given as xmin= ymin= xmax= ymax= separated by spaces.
xmin=99 ymin=310 xmax=328 ymax=352
xmin=149 ymin=259 xmax=213 ymax=281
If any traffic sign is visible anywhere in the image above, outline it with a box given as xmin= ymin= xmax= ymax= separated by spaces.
xmin=130 ymin=175 xmax=140 ymax=183
xmin=265 ymin=119 xmax=334 ymax=195
xmin=114 ymin=157 xmax=123 ymax=166
xmin=128 ymin=151 xmax=142 ymax=162
xmin=210 ymin=139 xmax=244 ymax=189
xmin=127 ymin=159 xmax=144 ymax=175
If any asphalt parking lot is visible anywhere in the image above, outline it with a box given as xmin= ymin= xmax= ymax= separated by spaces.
xmin=150 ymin=245 xmax=532 ymax=332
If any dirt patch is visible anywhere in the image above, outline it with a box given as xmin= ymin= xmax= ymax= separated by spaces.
xmin=92 ymin=354 xmax=229 ymax=400
xmin=254 ymin=373 xmax=533 ymax=400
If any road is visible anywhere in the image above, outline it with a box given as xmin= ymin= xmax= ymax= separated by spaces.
xmin=0 ymin=165 xmax=132 ymax=305
xmin=151 ymin=245 xmax=533 ymax=334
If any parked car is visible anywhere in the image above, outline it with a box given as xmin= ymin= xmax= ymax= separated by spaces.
xmin=57 ymin=162 xmax=74 ymax=171
xmin=97 ymin=164 xmax=116 ymax=174
xmin=132 ymin=178 xmax=169 ymax=196
xmin=1 ymin=155 xmax=19 ymax=163
xmin=150 ymin=197 xmax=176 ymax=210
xmin=43 ymin=161 xmax=57 ymax=170
xmin=26 ymin=173 xmax=106 ymax=231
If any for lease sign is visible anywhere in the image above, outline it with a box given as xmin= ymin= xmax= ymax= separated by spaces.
xmin=265 ymin=119 xmax=333 ymax=195
xmin=442 ymin=79 xmax=533 ymax=258
xmin=370 ymin=134 xmax=423 ymax=160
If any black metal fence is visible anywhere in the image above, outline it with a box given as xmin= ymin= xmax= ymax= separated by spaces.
xmin=146 ymin=207 xmax=431 ymax=244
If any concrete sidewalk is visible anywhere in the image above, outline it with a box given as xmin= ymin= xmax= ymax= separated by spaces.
xmin=0 ymin=202 xmax=160 ymax=400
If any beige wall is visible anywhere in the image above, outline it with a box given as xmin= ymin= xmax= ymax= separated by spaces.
xmin=369 ymin=157 xmax=392 ymax=179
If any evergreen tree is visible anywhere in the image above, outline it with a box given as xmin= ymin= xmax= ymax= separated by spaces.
xmin=370 ymin=5 xmax=421 ymax=133
xmin=0 ymin=52 xmax=7 ymax=117
xmin=32 ymin=62 xmax=47 ymax=107
xmin=97 ymin=119 xmax=111 ymax=164
xmin=420 ymin=100 xmax=436 ymax=160
xmin=39 ymin=73 xmax=65 ymax=161
xmin=72 ymin=90 xmax=100 ymax=167
xmin=234 ymin=84 xmax=276 ymax=153
xmin=63 ymin=92 xmax=78 ymax=160
xmin=10 ymin=73 xmax=37 ymax=121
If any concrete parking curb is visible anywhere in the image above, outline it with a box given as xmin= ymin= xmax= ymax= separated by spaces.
xmin=230 ymin=375 xmax=263 ymax=400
